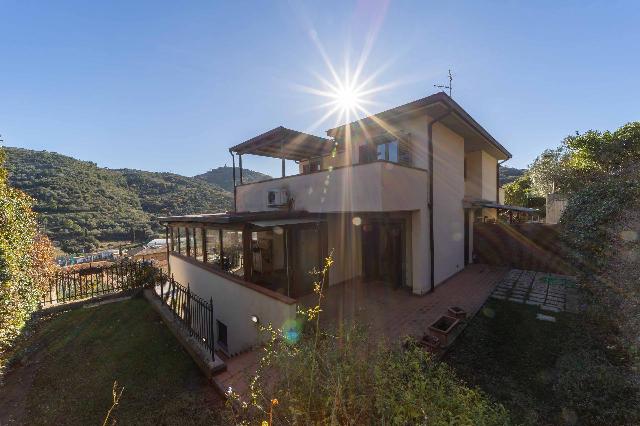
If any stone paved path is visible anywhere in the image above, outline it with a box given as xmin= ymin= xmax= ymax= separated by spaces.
xmin=491 ymin=269 xmax=579 ymax=314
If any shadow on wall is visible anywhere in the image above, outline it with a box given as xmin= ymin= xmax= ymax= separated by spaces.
xmin=473 ymin=223 xmax=577 ymax=275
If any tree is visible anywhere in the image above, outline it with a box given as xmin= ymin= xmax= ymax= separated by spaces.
xmin=0 ymin=148 xmax=56 ymax=354
xmin=527 ymin=147 xmax=570 ymax=196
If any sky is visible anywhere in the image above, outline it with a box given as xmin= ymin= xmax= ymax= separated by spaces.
xmin=1 ymin=0 xmax=639 ymax=177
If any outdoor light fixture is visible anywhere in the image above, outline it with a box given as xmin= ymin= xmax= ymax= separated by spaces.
xmin=250 ymin=315 xmax=259 ymax=324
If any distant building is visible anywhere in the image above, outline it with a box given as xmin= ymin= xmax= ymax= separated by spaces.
xmin=145 ymin=238 xmax=167 ymax=248
xmin=546 ymin=194 xmax=568 ymax=224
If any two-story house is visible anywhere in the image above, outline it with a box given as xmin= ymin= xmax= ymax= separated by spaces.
xmin=159 ymin=92 xmax=512 ymax=356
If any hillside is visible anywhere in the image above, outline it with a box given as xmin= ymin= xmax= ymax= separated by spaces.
xmin=499 ymin=165 xmax=526 ymax=185
xmin=194 ymin=165 xmax=270 ymax=192
xmin=3 ymin=147 xmax=232 ymax=253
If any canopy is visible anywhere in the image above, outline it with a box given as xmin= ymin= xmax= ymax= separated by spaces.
xmin=250 ymin=218 xmax=324 ymax=228
xmin=229 ymin=126 xmax=333 ymax=161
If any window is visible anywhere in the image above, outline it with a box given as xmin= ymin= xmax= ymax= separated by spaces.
xmin=217 ymin=320 xmax=228 ymax=350
xmin=377 ymin=140 xmax=399 ymax=162
xmin=178 ymin=227 xmax=187 ymax=256
xmin=302 ymin=158 xmax=322 ymax=174
xmin=195 ymin=228 xmax=204 ymax=262
xmin=170 ymin=227 xmax=175 ymax=252
xmin=205 ymin=228 xmax=221 ymax=266
xmin=222 ymin=229 xmax=243 ymax=276
xmin=361 ymin=138 xmax=411 ymax=166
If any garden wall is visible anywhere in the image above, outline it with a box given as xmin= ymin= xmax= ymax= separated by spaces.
xmin=473 ymin=223 xmax=577 ymax=275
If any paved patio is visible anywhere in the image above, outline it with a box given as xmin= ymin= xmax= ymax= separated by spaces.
xmin=490 ymin=269 xmax=579 ymax=315
xmin=215 ymin=263 xmax=507 ymax=396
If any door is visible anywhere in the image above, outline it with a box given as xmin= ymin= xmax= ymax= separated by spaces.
xmin=362 ymin=220 xmax=404 ymax=287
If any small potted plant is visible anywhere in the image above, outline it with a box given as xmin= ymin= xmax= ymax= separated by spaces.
xmin=447 ymin=306 xmax=467 ymax=320
xmin=428 ymin=315 xmax=460 ymax=347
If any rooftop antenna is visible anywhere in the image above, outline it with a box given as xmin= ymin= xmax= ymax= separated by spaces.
xmin=434 ymin=69 xmax=453 ymax=97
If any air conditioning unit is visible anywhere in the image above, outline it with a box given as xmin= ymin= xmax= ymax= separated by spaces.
xmin=267 ymin=189 xmax=289 ymax=207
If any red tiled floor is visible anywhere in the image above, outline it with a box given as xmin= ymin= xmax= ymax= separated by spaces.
xmin=215 ymin=263 xmax=507 ymax=396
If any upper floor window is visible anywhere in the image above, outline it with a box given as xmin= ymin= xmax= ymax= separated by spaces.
xmin=302 ymin=158 xmax=322 ymax=174
xmin=377 ymin=140 xmax=399 ymax=162
xmin=360 ymin=137 xmax=411 ymax=166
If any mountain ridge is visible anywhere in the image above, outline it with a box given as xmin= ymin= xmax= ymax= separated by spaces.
xmin=2 ymin=146 xmax=268 ymax=253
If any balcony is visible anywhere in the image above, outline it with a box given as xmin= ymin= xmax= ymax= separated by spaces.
xmin=236 ymin=160 xmax=428 ymax=213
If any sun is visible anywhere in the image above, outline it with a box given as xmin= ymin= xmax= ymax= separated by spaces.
xmin=331 ymin=81 xmax=365 ymax=118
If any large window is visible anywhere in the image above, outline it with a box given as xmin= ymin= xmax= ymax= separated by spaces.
xmin=195 ymin=228 xmax=204 ymax=262
xmin=170 ymin=225 xmax=243 ymax=278
xmin=222 ymin=230 xmax=243 ymax=276
xmin=177 ymin=227 xmax=186 ymax=256
xmin=205 ymin=228 xmax=221 ymax=266
xmin=377 ymin=140 xmax=399 ymax=162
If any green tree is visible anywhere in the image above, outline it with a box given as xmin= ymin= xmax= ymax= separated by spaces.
xmin=527 ymin=147 xmax=571 ymax=196
xmin=0 ymin=148 xmax=55 ymax=354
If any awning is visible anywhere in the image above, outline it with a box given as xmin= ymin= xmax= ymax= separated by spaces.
xmin=250 ymin=218 xmax=324 ymax=228
xmin=468 ymin=201 xmax=538 ymax=213
xmin=229 ymin=126 xmax=334 ymax=161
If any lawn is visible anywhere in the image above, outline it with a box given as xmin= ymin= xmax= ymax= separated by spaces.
xmin=0 ymin=298 xmax=222 ymax=425
xmin=444 ymin=299 xmax=637 ymax=425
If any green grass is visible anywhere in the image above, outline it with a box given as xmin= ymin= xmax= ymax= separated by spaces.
xmin=445 ymin=298 xmax=640 ymax=425
xmin=444 ymin=300 xmax=572 ymax=425
xmin=13 ymin=298 xmax=221 ymax=425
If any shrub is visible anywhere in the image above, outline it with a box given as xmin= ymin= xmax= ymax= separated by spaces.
xmin=224 ymin=255 xmax=509 ymax=425
xmin=0 ymin=148 xmax=56 ymax=354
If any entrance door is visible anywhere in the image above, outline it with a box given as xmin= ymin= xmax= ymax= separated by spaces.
xmin=362 ymin=220 xmax=404 ymax=287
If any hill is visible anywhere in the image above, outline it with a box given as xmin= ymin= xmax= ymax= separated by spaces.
xmin=3 ymin=147 xmax=232 ymax=253
xmin=194 ymin=165 xmax=270 ymax=192
xmin=499 ymin=165 xmax=526 ymax=186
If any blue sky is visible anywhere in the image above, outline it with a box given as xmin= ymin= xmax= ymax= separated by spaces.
xmin=1 ymin=0 xmax=638 ymax=177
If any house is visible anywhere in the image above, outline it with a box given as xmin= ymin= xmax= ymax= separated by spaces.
xmin=159 ymin=92 xmax=513 ymax=356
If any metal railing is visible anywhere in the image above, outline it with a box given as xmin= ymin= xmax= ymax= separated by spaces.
xmin=158 ymin=276 xmax=215 ymax=359
xmin=42 ymin=261 xmax=158 ymax=306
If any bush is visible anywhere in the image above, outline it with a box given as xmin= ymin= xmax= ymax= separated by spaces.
xmin=0 ymin=148 xmax=56 ymax=355
xmin=224 ymin=255 xmax=509 ymax=425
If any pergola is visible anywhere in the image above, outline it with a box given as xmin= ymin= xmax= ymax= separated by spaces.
xmin=228 ymin=126 xmax=333 ymax=182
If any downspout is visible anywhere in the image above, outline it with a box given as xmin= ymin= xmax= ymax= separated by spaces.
xmin=229 ymin=150 xmax=237 ymax=212
xmin=427 ymin=108 xmax=452 ymax=293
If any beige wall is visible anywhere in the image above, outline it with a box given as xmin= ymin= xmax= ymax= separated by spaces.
xmin=464 ymin=150 xmax=498 ymax=202
xmin=465 ymin=150 xmax=483 ymax=198
xmin=432 ymin=123 xmax=466 ymax=285
xmin=481 ymin=151 xmax=498 ymax=202
xmin=169 ymin=254 xmax=297 ymax=356
xmin=236 ymin=161 xmax=428 ymax=214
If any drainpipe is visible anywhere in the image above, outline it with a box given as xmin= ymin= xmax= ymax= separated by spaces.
xmin=427 ymin=108 xmax=452 ymax=293
xmin=229 ymin=150 xmax=237 ymax=212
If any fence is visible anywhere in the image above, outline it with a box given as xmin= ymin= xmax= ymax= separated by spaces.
xmin=43 ymin=260 xmax=216 ymax=358
xmin=42 ymin=261 xmax=160 ymax=306
xmin=157 ymin=276 xmax=215 ymax=358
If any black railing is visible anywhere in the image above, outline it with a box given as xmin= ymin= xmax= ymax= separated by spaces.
xmin=43 ymin=261 xmax=159 ymax=306
xmin=157 ymin=276 xmax=215 ymax=359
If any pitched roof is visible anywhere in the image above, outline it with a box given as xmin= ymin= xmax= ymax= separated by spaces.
xmin=327 ymin=92 xmax=511 ymax=160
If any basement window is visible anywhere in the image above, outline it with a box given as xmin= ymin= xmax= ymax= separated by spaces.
xmin=217 ymin=320 xmax=228 ymax=351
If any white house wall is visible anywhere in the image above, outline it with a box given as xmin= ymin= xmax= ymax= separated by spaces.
xmin=236 ymin=161 xmax=427 ymax=214
xmin=432 ymin=123 xmax=466 ymax=286
xmin=169 ymin=254 xmax=297 ymax=356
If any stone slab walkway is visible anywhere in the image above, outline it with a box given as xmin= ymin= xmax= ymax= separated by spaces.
xmin=491 ymin=269 xmax=580 ymax=314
